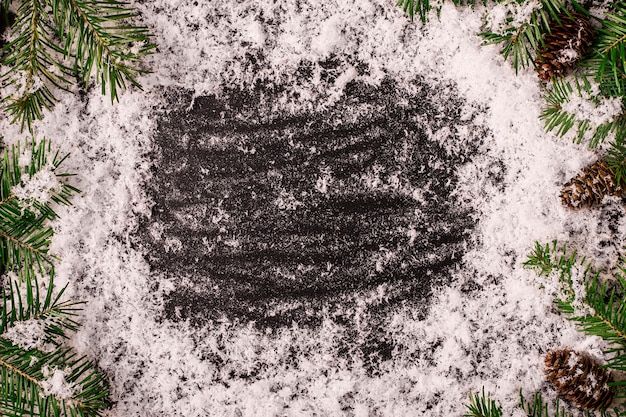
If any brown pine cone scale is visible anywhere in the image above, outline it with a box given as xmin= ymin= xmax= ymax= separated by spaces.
xmin=544 ymin=348 xmax=614 ymax=411
xmin=536 ymin=13 xmax=595 ymax=81
xmin=560 ymin=159 xmax=622 ymax=209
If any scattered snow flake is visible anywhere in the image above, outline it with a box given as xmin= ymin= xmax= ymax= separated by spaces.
xmin=41 ymin=366 xmax=76 ymax=400
xmin=12 ymin=167 xmax=62 ymax=206
xmin=2 ymin=318 xmax=53 ymax=352
xmin=273 ymin=189 xmax=303 ymax=210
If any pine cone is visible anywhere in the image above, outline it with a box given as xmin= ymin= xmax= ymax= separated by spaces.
xmin=536 ymin=13 xmax=595 ymax=82
xmin=560 ymin=159 xmax=622 ymax=209
xmin=544 ymin=348 xmax=614 ymax=411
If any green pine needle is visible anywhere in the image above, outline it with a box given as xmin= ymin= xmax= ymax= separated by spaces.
xmin=50 ymin=0 xmax=156 ymax=102
xmin=569 ymin=274 xmax=626 ymax=370
xmin=1 ymin=0 xmax=155 ymax=131
xmin=523 ymin=240 xmax=591 ymax=310
xmin=479 ymin=0 xmax=568 ymax=73
xmin=0 ymin=138 xmax=79 ymax=282
xmin=519 ymin=391 xmax=571 ymax=417
xmin=1 ymin=273 xmax=82 ymax=344
xmin=464 ymin=388 xmax=502 ymax=417
xmin=594 ymin=2 xmax=626 ymax=96
xmin=606 ymin=140 xmax=626 ymax=188
xmin=540 ymin=74 xmax=626 ymax=148
xmin=527 ymin=241 xmax=626 ymax=374
xmin=0 ymin=339 xmax=110 ymax=417
xmin=0 ymin=136 xmax=109 ymax=416
xmin=396 ymin=0 xmax=485 ymax=23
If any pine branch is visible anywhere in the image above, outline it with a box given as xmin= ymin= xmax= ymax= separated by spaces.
xmin=519 ymin=391 xmax=572 ymax=417
xmin=0 ymin=0 xmax=71 ymax=132
xmin=568 ymin=274 xmax=626 ymax=372
xmin=606 ymin=140 xmax=626 ymax=188
xmin=50 ymin=0 xmax=156 ymax=102
xmin=593 ymin=2 xmax=626 ymax=96
xmin=1 ymin=273 xmax=82 ymax=346
xmin=479 ymin=0 xmax=568 ymax=73
xmin=540 ymin=74 xmax=626 ymax=148
xmin=0 ymin=339 xmax=110 ymax=417
xmin=0 ymin=0 xmax=155 ymax=130
xmin=0 ymin=138 xmax=79 ymax=281
xmin=523 ymin=240 xmax=590 ymax=310
xmin=464 ymin=388 xmax=502 ymax=417
xmin=396 ymin=0 xmax=484 ymax=23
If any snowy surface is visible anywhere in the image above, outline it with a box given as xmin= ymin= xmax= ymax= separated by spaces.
xmin=0 ymin=0 xmax=623 ymax=416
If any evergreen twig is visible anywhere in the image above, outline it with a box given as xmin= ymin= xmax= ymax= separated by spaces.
xmin=0 ymin=339 xmax=110 ymax=417
xmin=0 ymin=0 xmax=155 ymax=131
xmin=520 ymin=390 xmax=571 ymax=417
xmin=593 ymin=2 xmax=626 ymax=96
xmin=0 ymin=138 xmax=79 ymax=282
xmin=464 ymin=388 xmax=502 ymax=417
xmin=606 ymin=140 xmax=626 ymax=188
xmin=479 ymin=0 xmax=568 ymax=73
xmin=523 ymin=240 xmax=589 ymax=311
xmin=397 ymin=0 xmax=485 ymax=23
xmin=1 ymin=273 xmax=82 ymax=344
xmin=540 ymin=73 xmax=626 ymax=147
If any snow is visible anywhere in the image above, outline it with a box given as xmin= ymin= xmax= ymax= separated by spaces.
xmin=0 ymin=0 xmax=621 ymax=416
xmin=41 ymin=366 xmax=76 ymax=400
xmin=2 ymin=318 xmax=53 ymax=352
xmin=12 ymin=166 xmax=63 ymax=209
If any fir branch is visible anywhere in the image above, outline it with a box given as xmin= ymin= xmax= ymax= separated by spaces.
xmin=0 ymin=138 xmax=79 ymax=281
xmin=50 ymin=0 xmax=156 ymax=102
xmin=396 ymin=0 xmax=484 ymax=23
xmin=0 ymin=339 xmax=110 ymax=417
xmin=568 ymin=274 xmax=626 ymax=371
xmin=479 ymin=0 xmax=568 ymax=73
xmin=523 ymin=240 xmax=590 ymax=310
xmin=606 ymin=140 xmax=626 ymax=188
xmin=519 ymin=391 xmax=571 ymax=417
xmin=0 ymin=0 xmax=155 ymax=130
xmin=594 ymin=2 xmax=626 ymax=96
xmin=0 ymin=0 xmax=71 ymax=132
xmin=540 ymin=74 xmax=626 ymax=148
xmin=464 ymin=388 xmax=502 ymax=417
xmin=1 ymin=273 xmax=82 ymax=345
xmin=396 ymin=0 xmax=434 ymax=23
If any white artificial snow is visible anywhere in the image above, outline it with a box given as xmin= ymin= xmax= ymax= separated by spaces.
xmin=18 ymin=148 xmax=32 ymax=167
xmin=2 ymin=318 xmax=54 ymax=352
xmin=557 ymin=75 xmax=624 ymax=140
xmin=41 ymin=366 xmax=76 ymax=400
xmin=0 ymin=0 xmax=618 ymax=415
xmin=484 ymin=0 xmax=542 ymax=34
xmin=12 ymin=167 xmax=62 ymax=207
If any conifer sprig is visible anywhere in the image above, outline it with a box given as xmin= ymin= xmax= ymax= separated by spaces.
xmin=593 ymin=2 xmax=626 ymax=96
xmin=0 ymin=137 xmax=110 ymax=415
xmin=568 ymin=273 xmax=626 ymax=372
xmin=464 ymin=388 xmax=502 ymax=417
xmin=1 ymin=274 xmax=81 ymax=344
xmin=50 ymin=0 xmax=156 ymax=102
xmin=479 ymin=0 xmax=568 ymax=73
xmin=0 ymin=339 xmax=110 ymax=417
xmin=606 ymin=140 xmax=626 ymax=188
xmin=1 ymin=0 xmax=70 ymax=131
xmin=526 ymin=242 xmax=626 ymax=382
xmin=0 ymin=138 xmax=79 ymax=281
xmin=540 ymin=74 xmax=626 ymax=147
xmin=464 ymin=389 xmax=624 ymax=417
xmin=519 ymin=390 xmax=571 ymax=417
xmin=523 ymin=240 xmax=589 ymax=310
xmin=0 ymin=0 xmax=155 ymax=131
xmin=396 ymin=0 xmax=484 ymax=23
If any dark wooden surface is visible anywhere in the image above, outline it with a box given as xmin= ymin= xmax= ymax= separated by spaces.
xmin=137 ymin=76 xmax=486 ymax=334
